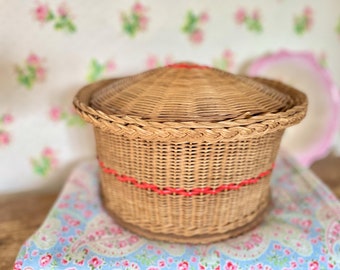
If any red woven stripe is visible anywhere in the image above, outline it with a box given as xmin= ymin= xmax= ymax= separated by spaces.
xmin=98 ymin=160 xmax=274 ymax=196
xmin=167 ymin=63 xmax=210 ymax=69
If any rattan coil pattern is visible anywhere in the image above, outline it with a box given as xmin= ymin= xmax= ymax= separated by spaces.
xmin=73 ymin=63 xmax=307 ymax=244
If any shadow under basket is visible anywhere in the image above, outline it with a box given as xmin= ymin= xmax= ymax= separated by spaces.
xmin=73 ymin=63 xmax=307 ymax=244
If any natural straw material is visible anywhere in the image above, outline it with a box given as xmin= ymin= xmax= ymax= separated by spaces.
xmin=73 ymin=62 xmax=307 ymax=244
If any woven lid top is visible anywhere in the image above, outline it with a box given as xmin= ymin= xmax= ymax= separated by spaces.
xmin=90 ymin=62 xmax=295 ymax=122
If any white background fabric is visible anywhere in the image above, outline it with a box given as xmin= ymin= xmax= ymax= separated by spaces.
xmin=1 ymin=0 xmax=339 ymax=193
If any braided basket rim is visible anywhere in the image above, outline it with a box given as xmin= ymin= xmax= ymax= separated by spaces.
xmin=73 ymin=76 xmax=307 ymax=142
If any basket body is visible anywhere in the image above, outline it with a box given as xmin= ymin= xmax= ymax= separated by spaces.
xmin=74 ymin=63 xmax=307 ymax=244
xmin=95 ymin=128 xmax=283 ymax=243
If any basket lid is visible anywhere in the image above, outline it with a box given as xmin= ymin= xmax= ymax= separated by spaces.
xmin=89 ymin=62 xmax=296 ymax=122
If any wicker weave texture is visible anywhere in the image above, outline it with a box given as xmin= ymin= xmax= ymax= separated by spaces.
xmin=95 ymin=128 xmax=283 ymax=243
xmin=90 ymin=66 xmax=295 ymax=122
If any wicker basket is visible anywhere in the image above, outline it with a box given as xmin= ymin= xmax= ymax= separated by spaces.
xmin=73 ymin=62 xmax=307 ymax=244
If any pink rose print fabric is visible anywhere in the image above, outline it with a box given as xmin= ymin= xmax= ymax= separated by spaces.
xmin=121 ymin=2 xmax=149 ymax=37
xmin=86 ymin=59 xmax=116 ymax=83
xmin=33 ymin=2 xmax=76 ymax=33
xmin=34 ymin=3 xmax=54 ymax=23
xmin=213 ymin=50 xmax=235 ymax=72
xmin=88 ymin=256 xmax=103 ymax=269
xmin=31 ymin=147 xmax=58 ymax=176
xmin=49 ymin=106 xmax=85 ymax=126
xmin=39 ymin=253 xmax=52 ymax=267
xmin=14 ymin=154 xmax=340 ymax=269
xmin=15 ymin=54 xmax=46 ymax=89
xmin=294 ymin=6 xmax=313 ymax=35
xmin=0 ymin=114 xmax=13 ymax=146
xmin=145 ymin=55 xmax=173 ymax=69
xmin=1 ymin=0 xmax=340 ymax=194
xmin=181 ymin=11 xmax=209 ymax=44
xmin=234 ymin=8 xmax=263 ymax=33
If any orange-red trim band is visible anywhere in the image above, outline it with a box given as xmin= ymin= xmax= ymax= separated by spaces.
xmin=167 ymin=63 xmax=210 ymax=69
xmin=98 ymin=161 xmax=274 ymax=196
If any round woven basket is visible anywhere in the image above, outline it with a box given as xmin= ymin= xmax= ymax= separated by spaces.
xmin=73 ymin=62 xmax=307 ymax=244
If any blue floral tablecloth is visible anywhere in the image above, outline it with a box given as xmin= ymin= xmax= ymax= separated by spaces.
xmin=14 ymin=154 xmax=340 ymax=270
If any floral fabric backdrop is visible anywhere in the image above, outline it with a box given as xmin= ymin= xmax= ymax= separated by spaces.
xmin=1 ymin=0 xmax=340 ymax=193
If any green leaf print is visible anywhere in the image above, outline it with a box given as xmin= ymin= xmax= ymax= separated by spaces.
xmin=245 ymin=17 xmax=262 ymax=33
xmin=135 ymin=252 xmax=158 ymax=265
xmin=66 ymin=20 xmax=76 ymax=33
xmin=87 ymin=59 xmax=105 ymax=83
xmin=47 ymin=11 xmax=55 ymax=22
xmin=251 ymin=20 xmax=262 ymax=32
xmin=32 ymin=156 xmax=51 ymax=176
xmin=27 ymin=65 xmax=36 ymax=78
xmin=54 ymin=22 xmax=62 ymax=30
xmin=336 ymin=18 xmax=340 ymax=34
xmin=295 ymin=17 xmax=306 ymax=35
xmin=122 ymin=13 xmax=140 ymax=37
xmin=267 ymin=253 xmax=289 ymax=267
xmin=214 ymin=59 xmax=228 ymax=71
xmin=123 ymin=20 xmax=135 ymax=36
xmin=17 ymin=73 xmax=33 ymax=89
xmin=132 ymin=13 xmax=140 ymax=29
xmin=66 ymin=115 xmax=85 ymax=126
xmin=60 ymin=112 xmax=68 ymax=121
xmin=182 ymin=11 xmax=198 ymax=33
xmin=54 ymin=109 xmax=85 ymax=126
xmin=54 ymin=17 xmax=76 ymax=33
xmin=16 ymin=66 xmax=36 ymax=89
